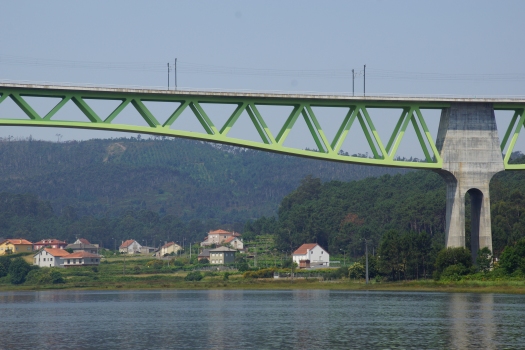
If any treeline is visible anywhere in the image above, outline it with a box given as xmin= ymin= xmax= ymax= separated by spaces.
xmin=0 ymin=192 xmax=241 ymax=248
xmin=245 ymin=167 xmax=525 ymax=262
xmin=0 ymin=137 xmax=408 ymax=224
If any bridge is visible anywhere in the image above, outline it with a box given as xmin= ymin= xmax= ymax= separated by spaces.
xmin=1 ymin=82 xmax=525 ymax=260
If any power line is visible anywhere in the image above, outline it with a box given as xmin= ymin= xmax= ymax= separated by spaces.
xmin=1 ymin=55 xmax=525 ymax=82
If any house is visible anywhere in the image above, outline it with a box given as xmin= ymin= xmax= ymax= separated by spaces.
xmin=62 ymin=251 xmax=102 ymax=267
xmin=119 ymin=239 xmax=142 ymax=254
xmin=33 ymin=248 xmax=70 ymax=268
xmin=223 ymin=236 xmax=244 ymax=250
xmin=141 ymin=246 xmax=156 ymax=255
xmin=160 ymin=242 xmax=182 ymax=256
xmin=198 ymin=249 xmax=211 ymax=262
xmin=65 ymin=238 xmax=99 ymax=254
xmin=33 ymin=239 xmax=68 ymax=250
xmin=200 ymin=229 xmax=242 ymax=247
xmin=293 ymin=243 xmax=330 ymax=268
xmin=0 ymin=239 xmax=33 ymax=255
xmin=209 ymin=247 xmax=237 ymax=265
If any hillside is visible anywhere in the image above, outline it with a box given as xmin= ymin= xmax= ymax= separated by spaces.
xmin=0 ymin=137 xmax=409 ymax=222
xmin=246 ymin=168 xmax=525 ymax=258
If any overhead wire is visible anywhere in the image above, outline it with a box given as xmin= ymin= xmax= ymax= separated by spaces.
xmin=1 ymin=55 xmax=525 ymax=82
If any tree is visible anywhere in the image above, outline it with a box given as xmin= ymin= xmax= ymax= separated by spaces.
xmin=434 ymin=247 xmax=472 ymax=280
xmin=0 ymin=256 xmax=10 ymax=277
xmin=499 ymin=238 xmax=525 ymax=274
xmin=9 ymin=257 xmax=31 ymax=284
xmin=476 ymin=247 xmax=492 ymax=273
xmin=378 ymin=230 xmax=402 ymax=280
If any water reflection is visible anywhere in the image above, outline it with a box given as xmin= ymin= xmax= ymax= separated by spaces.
xmin=0 ymin=290 xmax=523 ymax=350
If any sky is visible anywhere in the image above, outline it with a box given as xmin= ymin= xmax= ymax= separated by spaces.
xmin=1 ymin=0 xmax=525 ymax=157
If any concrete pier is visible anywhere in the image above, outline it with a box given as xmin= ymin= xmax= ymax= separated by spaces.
xmin=435 ymin=103 xmax=504 ymax=260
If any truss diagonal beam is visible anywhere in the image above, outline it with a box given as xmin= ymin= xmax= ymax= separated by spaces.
xmin=0 ymin=84 xmax=457 ymax=170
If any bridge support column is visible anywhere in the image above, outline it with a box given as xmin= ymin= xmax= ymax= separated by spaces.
xmin=435 ymin=103 xmax=504 ymax=261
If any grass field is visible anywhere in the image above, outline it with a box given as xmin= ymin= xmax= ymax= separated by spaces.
xmin=1 ymin=255 xmax=524 ymax=294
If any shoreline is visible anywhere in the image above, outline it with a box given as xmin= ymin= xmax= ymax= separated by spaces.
xmin=1 ymin=278 xmax=525 ymax=294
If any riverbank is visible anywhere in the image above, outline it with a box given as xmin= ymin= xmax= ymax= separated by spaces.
xmin=1 ymin=274 xmax=525 ymax=294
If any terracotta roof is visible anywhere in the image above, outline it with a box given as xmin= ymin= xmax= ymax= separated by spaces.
xmin=293 ymin=243 xmax=319 ymax=255
xmin=161 ymin=241 xmax=177 ymax=249
xmin=34 ymin=239 xmax=67 ymax=245
xmin=41 ymin=248 xmax=70 ymax=257
xmin=223 ymin=236 xmax=237 ymax=244
xmin=63 ymin=251 xmax=101 ymax=258
xmin=120 ymin=239 xmax=136 ymax=248
xmin=76 ymin=238 xmax=91 ymax=245
xmin=209 ymin=229 xmax=232 ymax=235
xmin=4 ymin=239 xmax=33 ymax=245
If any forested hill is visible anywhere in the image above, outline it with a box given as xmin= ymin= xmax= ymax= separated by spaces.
xmin=246 ymin=168 xmax=525 ymax=258
xmin=0 ymin=137 xmax=408 ymax=222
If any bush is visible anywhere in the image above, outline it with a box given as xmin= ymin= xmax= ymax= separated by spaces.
xmin=237 ymin=261 xmax=249 ymax=272
xmin=199 ymin=258 xmax=209 ymax=264
xmin=0 ymin=256 xmax=11 ymax=277
xmin=184 ymin=271 xmax=203 ymax=281
xmin=476 ymin=247 xmax=492 ymax=273
xmin=499 ymin=239 xmax=525 ymax=274
xmin=434 ymin=247 xmax=472 ymax=280
xmin=243 ymin=268 xmax=276 ymax=279
xmin=9 ymin=257 xmax=31 ymax=284
xmin=49 ymin=270 xmax=65 ymax=284
xmin=348 ymin=262 xmax=365 ymax=279
xmin=170 ymin=259 xmax=184 ymax=267
xmin=440 ymin=263 xmax=469 ymax=281
xmin=146 ymin=260 xmax=164 ymax=269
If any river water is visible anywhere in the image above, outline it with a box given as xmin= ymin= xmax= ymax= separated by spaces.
xmin=0 ymin=289 xmax=524 ymax=349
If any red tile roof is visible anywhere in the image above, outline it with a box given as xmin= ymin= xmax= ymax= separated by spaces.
xmin=64 ymin=251 xmax=101 ymax=258
xmin=77 ymin=238 xmax=91 ymax=245
xmin=293 ymin=243 xmax=319 ymax=255
xmin=4 ymin=239 xmax=33 ymax=245
xmin=120 ymin=239 xmax=136 ymax=248
xmin=223 ymin=236 xmax=237 ymax=244
xmin=161 ymin=241 xmax=176 ymax=249
xmin=209 ymin=229 xmax=232 ymax=235
xmin=42 ymin=248 xmax=70 ymax=257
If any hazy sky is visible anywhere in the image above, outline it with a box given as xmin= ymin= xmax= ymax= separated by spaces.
xmin=1 ymin=0 xmax=524 ymax=157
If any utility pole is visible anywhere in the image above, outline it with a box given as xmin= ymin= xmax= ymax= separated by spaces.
xmin=363 ymin=64 xmax=366 ymax=97
xmin=174 ymin=58 xmax=177 ymax=89
xmin=352 ymin=69 xmax=355 ymax=96
xmin=365 ymin=239 xmax=369 ymax=284
xmin=167 ymin=63 xmax=170 ymax=90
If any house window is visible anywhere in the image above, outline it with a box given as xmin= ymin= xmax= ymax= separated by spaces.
xmin=50 ymin=258 xmax=53 ymax=261
xmin=67 ymin=259 xmax=70 ymax=264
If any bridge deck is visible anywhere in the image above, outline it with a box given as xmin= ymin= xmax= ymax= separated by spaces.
xmin=1 ymin=82 xmax=525 ymax=104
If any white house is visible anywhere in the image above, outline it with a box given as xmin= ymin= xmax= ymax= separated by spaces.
xmin=62 ymin=251 xmax=101 ymax=267
xmin=33 ymin=248 xmax=70 ymax=268
xmin=292 ymin=243 xmax=330 ymax=268
xmin=223 ymin=236 xmax=244 ymax=250
xmin=119 ymin=239 xmax=142 ymax=254
xmin=159 ymin=242 xmax=182 ymax=256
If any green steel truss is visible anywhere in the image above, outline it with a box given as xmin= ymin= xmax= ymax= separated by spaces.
xmin=496 ymin=104 xmax=525 ymax=170
xmin=0 ymin=84 xmax=519 ymax=170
